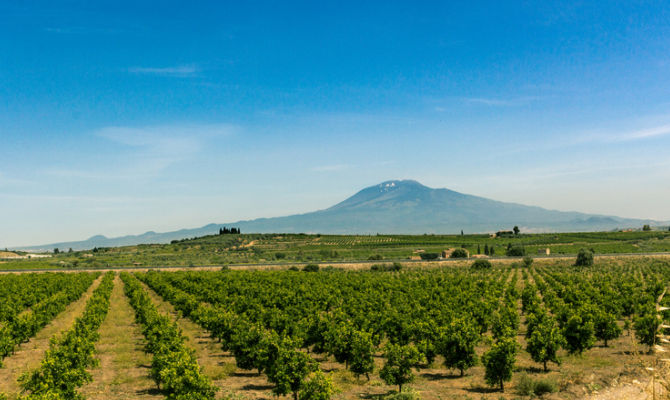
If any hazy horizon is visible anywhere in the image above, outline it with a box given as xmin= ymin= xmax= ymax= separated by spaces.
xmin=2 ymin=2 xmax=670 ymax=247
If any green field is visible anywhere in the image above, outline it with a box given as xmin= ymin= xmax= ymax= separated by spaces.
xmin=4 ymin=230 xmax=670 ymax=270
xmin=1 ymin=257 xmax=669 ymax=399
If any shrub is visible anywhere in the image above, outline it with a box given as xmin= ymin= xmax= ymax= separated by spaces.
xmin=383 ymin=388 xmax=421 ymax=400
xmin=506 ymin=246 xmax=525 ymax=257
xmin=574 ymin=249 xmax=594 ymax=266
xmin=275 ymin=252 xmax=286 ymax=259
xmin=522 ymin=256 xmax=533 ymax=267
xmin=419 ymin=253 xmax=439 ymax=261
xmin=471 ymin=259 xmax=492 ymax=269
xmin=371 ymin=263 xmax=403 ymax=272
xmin=288 ymin=266 xmax=300 ymax=271
xmin=534 ymin=378 xmax=557 ymax=395
xmin=299 ymin=370 xmax=334 ymax=400
xmin=516 ymin=373 xmax=557 ymax=396
xmin=449 ymin=249 xmax=468 ymax=258
xmin=303 ymin=264 xmax=320 ymax=272
xmin=368 ymin=254 xmax=383 ymax=260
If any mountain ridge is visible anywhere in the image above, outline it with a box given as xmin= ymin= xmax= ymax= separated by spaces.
xmin=12 ymin=180 xmax=663 ymax=251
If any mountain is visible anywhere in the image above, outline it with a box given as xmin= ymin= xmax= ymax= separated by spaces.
xmin=14 ymin=180 xmax=661 ymax=251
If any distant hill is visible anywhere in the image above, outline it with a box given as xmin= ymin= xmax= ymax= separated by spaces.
xmin=14 ymin=179 xmax=662 ymax=251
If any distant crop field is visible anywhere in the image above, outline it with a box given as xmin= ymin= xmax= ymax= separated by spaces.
xmin=0 ymin=257 xmax=668 ymax=399
xmin=3 ymin=230 xmax=670 ymax=271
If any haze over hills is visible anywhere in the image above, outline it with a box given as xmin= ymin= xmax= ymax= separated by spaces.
xmin=14 ymin=180 xmax=662 ymax=251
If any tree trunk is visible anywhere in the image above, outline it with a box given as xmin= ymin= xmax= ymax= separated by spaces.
xmin=399 ymin=384 xmax=403 ymax=393
xmin=604 ymin=339 xmax=608 ymax=347
xmin=366 ymin=372 xmax=370 ymax=381
xmin=293 ymin=391 xmax=298 ymax=400
xmin=500 ymin=379 xmax=504 ymax=392
xmin=460 ymin=368 xmax=464 ymax=377
xmin=543 ymin=360 xmax=547 ymax=372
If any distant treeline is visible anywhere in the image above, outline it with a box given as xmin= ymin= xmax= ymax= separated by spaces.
xmin=219 ymin=227 xmax=241 ymax=235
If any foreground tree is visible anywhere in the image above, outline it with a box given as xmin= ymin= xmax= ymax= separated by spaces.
xmin=482 ymin=336 xmax=518 ymax=392
xmin=379 ymin=343 xmax=424 ymax=392
xmin=563 ymin=314 xmax=595 ymax=354
xmin=266 ymin=345 xmax=316 ymax=400
xmin=594 ymin=311 xmax=622 ymax=347
xmin=526 ymin=316 xmax=565 ymax=371
xmin=349 ymin=330 xmax=375 ymax=380
xmin=438 ymin=318 xmax=480 ymax=376
xmin=634 ymin=307 xmax=661 ymax=351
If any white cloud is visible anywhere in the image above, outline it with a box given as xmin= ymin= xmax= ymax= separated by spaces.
xmin=127 ymin=65 xmax=199 ymax=77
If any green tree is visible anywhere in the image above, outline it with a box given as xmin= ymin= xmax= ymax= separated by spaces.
xmin=562 ymin=314 xmax=595 ymax=354
xmin=299 ymin=370 xmax=335 ymax=400
xmin=349 ymin=330 xmax=375 ymax=380
xmin=526 ymin=316 xmax=564 ymax=371
xmin=506 ymin=245 xmax=525 ymax=257
xmin=471 ymin=259 xmax=492 ymax=269
xmin=324 ymin=322 xmax=354 ymax=368
xmin=594 ymin=311 xmax=622 ymax=347
xmin=379 ymin=343 xmax=424 ymax=392
xmin=634 ymin=308 xmax=660 ymax=351
xmin=438 ymin=318 xmax=480 ymax=376
xmin=449 ymin=249 xmax=468 ymax=258
xmin=574 ymin=248 xmax=594 ymax=266
xmin=266 ymin=346 xmax=316 ymax=400
xmin=490 ymin=305 xmax=519 ymax=340
xmin=513 ymin=226 xmax=520 ymax=235
xmin=643 ymin=224 xmax=651 ymax=231
xmin=482 ymin=336 xmax=518 ymax=392
xmin=522 ymin=256 xmax=533 ymax=267
xmin=484 ymin=244 xmax=489 ymax=255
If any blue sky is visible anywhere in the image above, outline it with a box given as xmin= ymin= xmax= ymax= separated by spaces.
xmin=2 ymin=1 xmax=670 ymax=247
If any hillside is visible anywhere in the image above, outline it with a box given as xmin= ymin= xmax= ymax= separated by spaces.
xmin=13 ymin=180 xmax=661 ymax=251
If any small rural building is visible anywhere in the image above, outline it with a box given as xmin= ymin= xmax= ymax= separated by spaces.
xmin=538 ymin=248 xmax=550 ymax=255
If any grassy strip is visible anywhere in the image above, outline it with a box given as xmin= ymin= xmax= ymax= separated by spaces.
xmin=120 ymin=272 xmax=216 ymax=400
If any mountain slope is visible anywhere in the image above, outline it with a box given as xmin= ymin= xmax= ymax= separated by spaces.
xmin=14 ymin=180 xmax=660 ymax=251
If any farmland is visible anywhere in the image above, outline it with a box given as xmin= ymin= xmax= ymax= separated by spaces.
xmin=0 ymin=255 xmax=669 ymax=399
xmin=4 ymin=230 xmax=670 ymax=270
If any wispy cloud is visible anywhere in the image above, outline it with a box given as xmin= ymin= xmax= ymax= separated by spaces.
xmin=127 ymin=65 xmax=199 ymax=77
xmin=311 ymin=164 xmax=351 ymax=172
xmin=44 ymin=26 xmax=125 ymax=35
xmin=463 ymin=96 xmax=540 ymax=107
xmin=622 ymin=123 xmax=670 ymax=140
xmin=575 ymin=121 xmax=670 ymax=144
xmin=45 ymin=124 xmax=235 ymax=181
xmin=0 ymin=172 xmax=32 ymax=187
